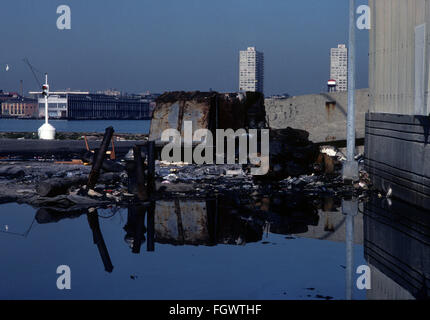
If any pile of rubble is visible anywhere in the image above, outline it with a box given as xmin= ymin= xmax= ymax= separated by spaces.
xmin=264 ymin=127 xmax=320 ymax=180
xmin=0 ymin=151 xmax=371 ymax=209
xmin=0 ymin=119 xmax=370 ymax=210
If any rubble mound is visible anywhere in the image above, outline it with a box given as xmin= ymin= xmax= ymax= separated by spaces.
xmin=265 ymin=127 xmax=320 ymax=179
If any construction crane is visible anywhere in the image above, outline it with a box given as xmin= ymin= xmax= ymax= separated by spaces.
xmin=22 ymin=58 xmax=42 ymax=88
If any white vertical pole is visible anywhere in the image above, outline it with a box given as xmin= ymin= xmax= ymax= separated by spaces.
xmin=347 ymin=0 xmax=356 ymax=162
xmin=342 ymin=198 xmax=358 ymax=300
xmin=345 ymin=210 xmax=354 ymax=300
xmin=44 ymin=96 xmax=48 ymax=124
xmin=343 ymin=0 xmax=359 ymax=181
xmin=44 ymin=73 xmax=48 ymax=124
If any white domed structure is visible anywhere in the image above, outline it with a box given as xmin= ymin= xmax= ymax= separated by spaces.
xmin=38 ymin=122 xmax=56 ymax=140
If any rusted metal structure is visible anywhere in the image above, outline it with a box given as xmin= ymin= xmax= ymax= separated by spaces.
xmin=149 ymin=91 xmax=266 ymax=144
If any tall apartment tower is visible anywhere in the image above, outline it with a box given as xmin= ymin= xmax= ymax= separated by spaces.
xmin=330 ymin=44 xmax=348 ymax=92
xmin=239 ymin=47 xmax=264 ymax=93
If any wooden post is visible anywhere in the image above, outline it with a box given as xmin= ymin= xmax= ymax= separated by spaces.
xmin=87 ymin=126 xmax=114 ymax=189
xmin=84 ymin=135 xmax=90 ymax=151
xmin=147 ymin=141 xmax=155 ymax=195
xmin=146 ymin=201 xmax=155 ymax=252
xmin=134 ymin=145 xmax=148 ymax=201
xmin=110 ymin=136 xmax=116 ymax=160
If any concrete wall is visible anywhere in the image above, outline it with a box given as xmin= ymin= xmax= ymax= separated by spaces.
xmin=265 ymin=89 xmax=369 ymax=143
xmin=369 ymin=0 xmax=430 ymax=115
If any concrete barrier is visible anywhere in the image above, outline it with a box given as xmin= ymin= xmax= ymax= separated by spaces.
xmin=265 ymin=89 xmax=369 ymax=144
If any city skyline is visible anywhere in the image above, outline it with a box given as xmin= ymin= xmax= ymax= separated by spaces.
xmin=0 ymin=0 xmax=369 ymax=96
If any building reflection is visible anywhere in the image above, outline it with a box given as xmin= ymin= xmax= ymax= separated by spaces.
xmin=364 ymin=196 xmax=430 ymax=300
xmin=33 ymin=194 xmax=321 ymax=256
xmin=31 ymin=193 xmax=430 ymax=300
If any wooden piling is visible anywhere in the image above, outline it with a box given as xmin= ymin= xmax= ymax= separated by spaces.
xmin=87 ymin=126 xmax=114 ymax=189
xmin=147 ymin=141 xmax=155 ymax=195
xmin=133 ymin=145 xmax=148 ymax=201
xmin=146 ymin=201 xmax=155 ymax=252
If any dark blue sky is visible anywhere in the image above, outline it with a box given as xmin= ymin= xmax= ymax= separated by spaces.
xmin=0 ymin=0 xmax=369 ymax=96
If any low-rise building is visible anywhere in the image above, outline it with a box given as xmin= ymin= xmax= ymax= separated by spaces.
xmin=34 ymin=93 xmax=152 ymax=120
xmin=1 ymin=97 xmax=38 ymax=118
xmin=67 ymin=94 xmax=150 ymax=120
xmin=38 ymin=95 xmax=68 ymax=118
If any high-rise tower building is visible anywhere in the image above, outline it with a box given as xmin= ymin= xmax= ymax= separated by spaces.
xmin=330 ymin=44 xmax=348 ymax=92
xmin=239 ymin=47 xmax=264 ymax=93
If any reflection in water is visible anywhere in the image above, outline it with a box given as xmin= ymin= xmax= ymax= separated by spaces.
xmin=342 ymin=198 xmax=358 ymax=300
xmin=124 ymin=205 xmax=147 ymax=254
xmin=30 ymin=194 xmax=430 ymax=300
xmin=2 ymin=195 xmax=368 ymax=299
xmin=33 ymin=195 xmax=325 ymax=262
xmin=87 ymin=209 xmax=114 ymax=273
xmin=364 ymin=196 xmax=430 ymax=300
xmin=36 ymin=208 xmax=115 ymax=273
xmin=3 ymin=189 xmax=430 ymax=299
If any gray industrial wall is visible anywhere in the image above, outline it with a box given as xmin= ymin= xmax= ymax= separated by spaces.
xmin=365 ymin=113 xmax=430 ymax=208
xmin=265 ymin=89 xmax=369 ymax=144
xmin=369 ymin=0 xmax=430 ymax=116
xmin=367 ymin=0 xmax=430 ymax=208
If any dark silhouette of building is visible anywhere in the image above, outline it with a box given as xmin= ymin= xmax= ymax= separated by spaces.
xmin=67 ymin=94 xmax=150 ymax=120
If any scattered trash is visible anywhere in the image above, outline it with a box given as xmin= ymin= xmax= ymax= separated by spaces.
xmin=163 ymin=173 xmax=178 ymax=182
xmin=386 ymin=187 xmax=393 ymax=198
xmin=321 ymin=146 xmax=337 ymax=157
xmin=87 ymin=189 xmax=103 ymax=198
xmin=225 ymin=169 xmax=244 ymax=176
xmin=0 ymin=124 xmax=373 ymax=209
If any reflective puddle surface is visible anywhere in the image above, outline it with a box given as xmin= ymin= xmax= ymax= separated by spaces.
xmin=0 ymin=194 xmax=428 ymax=300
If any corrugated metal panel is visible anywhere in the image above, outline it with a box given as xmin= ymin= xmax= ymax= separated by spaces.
xmin=370 ymin=0 xmax=430 ymax=115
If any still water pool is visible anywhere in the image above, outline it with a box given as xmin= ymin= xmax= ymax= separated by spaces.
xmin=0 ymin=199 xmax=368 ymax=300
